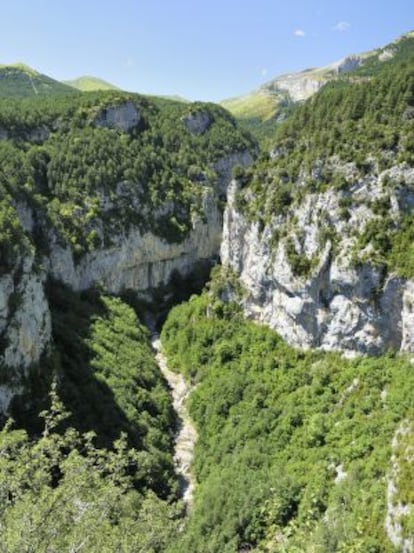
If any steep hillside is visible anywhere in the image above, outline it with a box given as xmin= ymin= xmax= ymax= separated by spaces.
xmin=161 ymin=280 xmax=414 ymax=553
xmin=221 ymin=30 xmax=414 ymax=142
xmin=64 ymin=75 xmax=120 ymax=91
xmin=221 ymin=33 xmax=414 ymax=355
xmin=0 ymin=64 xmax=78 ymax=97
xmin=0 ymin=90 xmax=255 ymax=413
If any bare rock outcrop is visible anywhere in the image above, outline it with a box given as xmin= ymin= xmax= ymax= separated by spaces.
xmin=221 ymin=163 xmax=414 ymax=355
xmin=94 ymin=101 xmax=140 ymax=132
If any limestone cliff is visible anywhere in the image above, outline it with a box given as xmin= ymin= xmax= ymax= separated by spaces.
xmin=221 ymin=163 xmax=414 ymax=355
xmin=0 ymin=252 xmax=51 ymax=412
xmin=0 ymin=148 xmax=252 ymax=413
xmin=47 ymin=188 xmax=222 ymax=294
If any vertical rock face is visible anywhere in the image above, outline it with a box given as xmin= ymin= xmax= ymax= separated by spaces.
xmin=0 ymin=254 xmax=51 ymax=412
xmin=182 ymin=111 xmax=212 ymax=135
xmin=47 ymin=189 xmax=223 ymax=294
xmin=270 ymin=76 xmax=325 ymax=102
xmin=94 ymin=101 xmax=140 ymax=132
xmin=212 ymin=151 xmax=254 ymax=197
xmin=401 ymin=282 xmax=414 ymax=351
xmin=221 ymin=165 xmax=414 ymax=355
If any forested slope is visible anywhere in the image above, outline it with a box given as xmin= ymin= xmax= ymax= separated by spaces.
xmin=221 ymin=36 xmax=414 ymax=354
xmin=0 ymin=32 xmax=413 ymax=553
xmin=161 ymin=271 xmax=414 ymax=553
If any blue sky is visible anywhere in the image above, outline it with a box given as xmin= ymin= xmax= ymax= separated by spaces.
xmin=1 ymin=0 xmax=413 ymax=100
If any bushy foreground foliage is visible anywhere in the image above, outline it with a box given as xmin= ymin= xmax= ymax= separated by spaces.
xmin=161 ymin=276 xmax=414 ymax=553
xmin=14 ymin=284 xmax=178 ymax=498
xmin=0 ymin=386 xmax=180 ymax=553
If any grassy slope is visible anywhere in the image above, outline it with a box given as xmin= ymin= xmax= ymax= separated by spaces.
xmin=0 ymin=64 xmax=77 ymax=97
xmin=221 ymin=90 xmax=279 ymax=121
xmin=64 ymin=75 xmax=120 ymax=91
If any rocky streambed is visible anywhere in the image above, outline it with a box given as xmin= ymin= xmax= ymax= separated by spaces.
xmin=151 ymin=334 xmax=197 ymax=507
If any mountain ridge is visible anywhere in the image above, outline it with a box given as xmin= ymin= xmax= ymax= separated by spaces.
xmin=220 ymin=29 xmax=414 ymax=141
xmin=0 ymin=63 xmax=77 ymax=97
xmin=63 ymin=75 xmax=120 ymax=91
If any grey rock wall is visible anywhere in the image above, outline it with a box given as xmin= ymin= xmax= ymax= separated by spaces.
xmin=221 ymin=164 xmax=414 ymax=355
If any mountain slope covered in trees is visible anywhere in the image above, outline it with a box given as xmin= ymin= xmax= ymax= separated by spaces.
xmin=161 ymin=272 xmax=414 ymax=552
xmin=221 ymin=30 xmax=414 ymax=144
xmin=0 ymin=30 xmax=413 ymax=553
xmin=0 ymin=64 xmax=78 ymax=98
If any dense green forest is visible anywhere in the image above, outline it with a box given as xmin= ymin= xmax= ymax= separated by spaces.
xmin=1 ymin=285 xmax=183 ymax=551
xmin=1 ymin=32 xmax=414 ymax=553
xmin=233 ymin=39 xmax=414 ymax=277
xmin=161 ymin=271 xmax=414 ymax=553
xmin=0 ymin=90 xmax=255 ymax=262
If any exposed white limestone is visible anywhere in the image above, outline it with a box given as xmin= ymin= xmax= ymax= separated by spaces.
xmin=182 ymin=111 xmax=212 ymax=135
xmin=94 ymin=101 xmax=140 ymax=132
xmin=222 ymin=164 xmax=414 ymax=354
xmin=0 ymin=254 xmax=51 ymax=413
xmin=47 ymin=190 xmax=222 ymax=294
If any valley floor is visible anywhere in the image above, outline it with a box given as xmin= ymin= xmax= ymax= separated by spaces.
xmin=151 ymin=334 xmax=197 ymax=507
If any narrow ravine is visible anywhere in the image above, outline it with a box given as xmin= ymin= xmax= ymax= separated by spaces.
xmin=151 ymin=334 xmax=197 ymax=508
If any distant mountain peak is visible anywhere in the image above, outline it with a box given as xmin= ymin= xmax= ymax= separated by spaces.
xmin=64 ymin=76 xmax=120 ymax=92
xmin=220 ymin=29 xmax=414 ymax=141
xmin=0 ymin=63 xmax=77 ymax=98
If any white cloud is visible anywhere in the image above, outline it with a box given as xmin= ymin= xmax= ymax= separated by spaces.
xmin=333 ymin=21 xmax=351 ymax=32
xmin=294 ymin=29 xmax=306 ymax=37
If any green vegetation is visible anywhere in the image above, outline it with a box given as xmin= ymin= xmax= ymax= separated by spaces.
xmin=1 ymin=386 xmax=180 ymax=552
xmin=64 ymin=75 xmax=120 ymax=92
xmin=0 ymin=195 xmax=29 ymax=271
xmin=220 ymin=90 xmax=289 ymax=145
xmin=3 ymin=284 xmax=183 ymax=550
xmin=161 ymin=275 xmax=414 ymax=553
xmin=0 ymin=91 xmax=255 ymax=258
xmin=14 ymin=283 xmax=177 ymax=495
xmin=221 ymin=91 xmax=280 ymax=121
xmin=223 ymin=32 xmax=414 ymax=147
xmin=0 ymin=64 xmax=77 ymax=98
xmin=235 ymin=35 xmax=414 ymax=276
